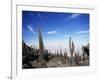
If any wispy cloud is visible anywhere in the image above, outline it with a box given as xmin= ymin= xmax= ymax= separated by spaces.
xmin=77 ymin=30 xmax=89 ymax=34
xmin=68 ymin=13 xmax=81 ymax=20
xmin=27 ymin=25 xmax=36 ymax=35
xmin=47 ymin=31 xmax=56 ymax=35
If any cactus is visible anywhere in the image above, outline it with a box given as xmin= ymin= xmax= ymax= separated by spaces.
xmin=69 ymin=37 xmax=75 ymax=58
xmin=64 ymin=49 xmax=67 ymax=59
xmin=56 ymin=49 xmax=59 ymax=57
xmin=59 ymin=46 xmax=63 ymax=58
xmin=69 ymin=37 xmax=75 ymax=65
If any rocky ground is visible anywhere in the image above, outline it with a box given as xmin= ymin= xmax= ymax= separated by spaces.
xmin=22 ymin=41 xmax=89 ymax=69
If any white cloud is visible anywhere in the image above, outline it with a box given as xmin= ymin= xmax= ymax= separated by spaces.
xmin=77 ymin=30 xmax=89 ymax=34
xmin=27 ymin=25 xmax=36 ymax=35
xmin=68 ymin=14 xmax=81 ymax=19
xmin=47 ymin=31 xmax=56 ymax=35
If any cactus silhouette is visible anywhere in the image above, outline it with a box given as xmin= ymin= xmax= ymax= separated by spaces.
xmin=69 ymin=37 xmax=75 ymax=65
xmin=69 ymin=37 xmax=75 ymax=58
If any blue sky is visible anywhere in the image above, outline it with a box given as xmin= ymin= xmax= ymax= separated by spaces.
xmin=22 ymin=11 xmax=89 ymax=53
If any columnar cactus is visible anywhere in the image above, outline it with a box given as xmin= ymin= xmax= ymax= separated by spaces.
xmin=69 ymin=37 xmax=75 ymax=58
xmin=64 ymin=49 xmax=67 ymax=58
xmin=56 ymin=49 xmax=59 ymax=56
xmin=59 ymin=46 xmax=62 ymax=57
xmin=69 ymin=37 xmax=75 ymax=65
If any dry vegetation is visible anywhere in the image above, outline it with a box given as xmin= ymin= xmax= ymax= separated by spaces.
xmin=22 ymin=37 xmax=89 ymax=69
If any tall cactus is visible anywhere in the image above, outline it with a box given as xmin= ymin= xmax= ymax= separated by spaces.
xmin=69 ymin=37 xmax=75 ymax=58
xmin=60 ymin=46 xmax=62 ymax=55
xmin=69 ymin=37 xmax=75 ymax=65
